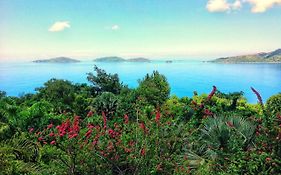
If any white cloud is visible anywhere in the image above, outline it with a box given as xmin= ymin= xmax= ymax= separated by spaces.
xmin=111 ymin=25 xmax=120 ymax=30
xmin=232 ymin=0 xmax=242 ymax=10
xmin=206 ymin=0 xmax=281 ymax=13
xmin=206 ymin=0 xmax=231 ymax=12
xmin=48 ymin=21 xmax=70 ymax=32
xmin=245 ymin=0 xmax=281 ymax=13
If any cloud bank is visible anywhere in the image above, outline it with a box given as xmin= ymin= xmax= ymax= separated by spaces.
xmin=48 ymin=21 xmax=70 ymax=32
xmin=206 ymin=0 xmax=281 ymax=13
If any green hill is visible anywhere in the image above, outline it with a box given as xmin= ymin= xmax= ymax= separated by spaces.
xmin=33 ymin=57 xmax=80 ymax=63
xmin=93 ymin=56 xmax=151 ymax=62
xmin=212 ymin=48 xmax=281 ymax=63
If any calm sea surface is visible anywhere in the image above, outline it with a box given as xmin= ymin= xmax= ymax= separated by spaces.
xmin=0 ymin=61 xmax=281 ymax=103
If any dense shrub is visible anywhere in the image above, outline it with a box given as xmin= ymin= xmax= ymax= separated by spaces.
xmin=87 ymin=65 xmax=123 ymax=95
xmin=266 ymin=93 xmax=281 ymax=115
xmin=92 ymin=92 xmax=118 ymax=118
xmin=136 ymin=71 xmax=170 ymax=107
xmin=36 ymin=79 xmax=76 ymax=113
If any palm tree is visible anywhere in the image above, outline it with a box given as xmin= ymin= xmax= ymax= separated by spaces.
xmin=185 ymin=115 xmax=256 ymax=170
xmin=0 ymin=133 xmax=43 ymax=175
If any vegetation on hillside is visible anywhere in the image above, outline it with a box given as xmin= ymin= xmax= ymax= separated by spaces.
xmin=0 ymin=66 xmax=280 ymax=175
xmin=212 ymin=48 xmax=281 ymax=63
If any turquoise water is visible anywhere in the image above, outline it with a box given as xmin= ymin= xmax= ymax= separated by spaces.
xmin=0 ymin=61 xmax=280 ymax=103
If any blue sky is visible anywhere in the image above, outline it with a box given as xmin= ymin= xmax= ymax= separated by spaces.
xmin=0 ymin=0 xmax=281 ymax=61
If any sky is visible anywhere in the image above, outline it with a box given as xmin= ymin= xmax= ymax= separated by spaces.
xmin=0 ymin=0 xmax=281 ymax=61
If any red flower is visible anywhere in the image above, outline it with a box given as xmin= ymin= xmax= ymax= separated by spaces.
xmin=156 ymin=163 xmax=163 ymax=171
xmin=256 ymin=131 xmax=260 ymax=136
xmin=92 ymin=140 xmax=98 ymax=146
xmin=191 ymin=100 xmax=198 ymax=105
xmin=226 ymin=121 xmax=234 ymax=128
xmin=108 ymin=129 xmax=117 ymax=138
xmin=124 ymin=147 xmax=132 ymax=153
xmin=47 ymin=123 xmax=53 ymax=129
xmin=29 ymin=128 xmax=34 ymax=133
xmin=139 ymin=122 xmax=148 ymax=134
xmin=204 ymin=109 xmax=213 ymax=115
xmin=265 ymin=157 xmax=271 ymax=162
xmin=68 ymin=133 xmax=78 ymax=139
xmin=124 ymin=114 xmax=129 ymax=124
xmin=87 ymin=124 xmax=94 ymax=129
xmin=49 ymin=132 xmax=55 ymax=137
xmin=85 ymin=129 xmax=92 ymax=138
xmin=87 ymin=111 xmax=94 ymax=117
xmin=38 ymin=137 xmax=43 ymax=141
xmin=140 ymin=147 xmax=146 ymax=156
xmin=208 ymin=86 xmax=217 ymax=100
xmin=50 ymin=140 xmax=56 ymax=145
xmin=155 ymin=110 xmax=161 ymax=124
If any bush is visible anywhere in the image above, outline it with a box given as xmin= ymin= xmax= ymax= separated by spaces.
xmin=136 ymin=71 xmax=170 ymax=107
xmin=92 ymin=92 xmax=118 ymax=119
xmin=87 ymin=65 xmax=123 ymax=95
xmin=36 ymin=79 xmax=76 ymax=113
xmin=0 ymin=91 xmax=6 ymax=99
xmin=266 ymin=93 xmax=281 ymax=115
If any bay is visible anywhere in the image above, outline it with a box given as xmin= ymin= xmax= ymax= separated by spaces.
xmin=0 ymin=61 xmax=280 ymax=103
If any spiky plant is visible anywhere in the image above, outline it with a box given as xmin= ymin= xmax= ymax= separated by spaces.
xmin=200 ymin=116 xmax=256 ymax=155
xmin=0 ymin=133 xmax=43 ymax=175
xmin=184 ymin=115 xmax=256 ymax=172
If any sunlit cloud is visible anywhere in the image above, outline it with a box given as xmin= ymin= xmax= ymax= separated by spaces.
xmin=245 ymin=0 xmax=281 ymax=13
xmin=206 ymin=0 xmax=231 ymax=12
xmin=207 ymin=0 xmax=281 ymax=13
xmin=48 ymin=21 xmax=70 ymax=32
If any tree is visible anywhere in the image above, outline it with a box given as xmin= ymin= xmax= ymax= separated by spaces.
xmin=36 ymin=79 xmax=76 ymax=113
xmin=136 ymin=71 xmax=170 ymax=107
xmin=92 ymin=92 xmax=118 ymax=119
xmin=87 ymin=65 xmax=122 ymax=95
xmin=266 ymin=93 xmax=281 ymax=116
xmin=0 ymin=91 xmax=6 ymax=99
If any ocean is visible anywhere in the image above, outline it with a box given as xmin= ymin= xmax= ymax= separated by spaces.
xmin=0 ymin=61 xmax=280 ymax=103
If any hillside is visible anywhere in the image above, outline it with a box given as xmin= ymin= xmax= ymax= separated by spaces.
xmin=127 ymin=57 xmax=151 ymax=62
xmin=212 ymin=48 xmax=281 ymax=63
xmin=93 ymin=56 xmax=126 ymax=62
xmin=93 ymin=56 xmax=151 ymax=62
xmin=33 ymin=57 xmax=80 ymax=63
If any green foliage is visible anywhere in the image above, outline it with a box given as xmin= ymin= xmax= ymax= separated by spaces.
xmin=215 ymin=91 xmax=244 ymax=110
xmin=0 ymin=90 xmax=6 ymax=99
xmin=18 ymin=101 xmax=56 ymax=130
xmin=162 ymin=95 xmax=192 ymax=121
xmin=0 ymin=133 xmax=43 ymax=175
xmin=0 ymin=68 xmax=280 ymax=174
xmin=136 ymin=71 xmax=170 ymax=107
xmin=266 ymin=93 xmax=281 ymax=115
xmin=36 ymin=79 xmax=76 ymax=113
xmin=199 ymin=116 xmax=256 ymax=157
xmin=117 ymin=87 xmax=138 ymax=119
xmin=87 ymin=65 xmax=123 ymax=94
xmin=93 ymin=92 xmax=118 ymax=118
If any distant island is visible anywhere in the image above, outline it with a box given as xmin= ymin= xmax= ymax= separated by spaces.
xmin=33 ymin=57 xmax=80 ymax=63
xmin=93 ymin=56 xmax=151 ymax=62
xmin=211 ymin=48 xmax=281 ymax=63
xmin=127 ymin=57 xmax=150 ymax=62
